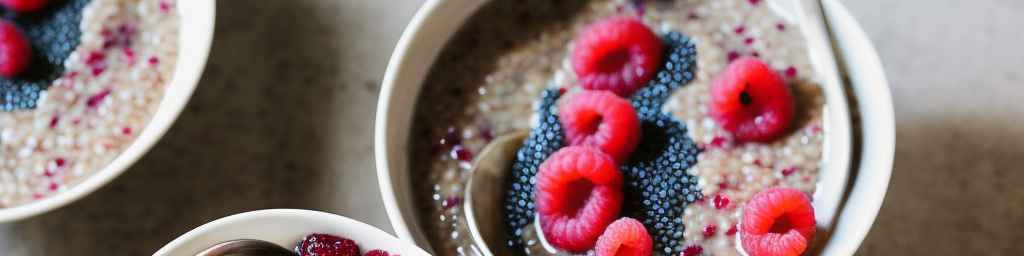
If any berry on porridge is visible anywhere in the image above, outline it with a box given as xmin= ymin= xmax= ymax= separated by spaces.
xmin=295 ymin=233 xmax=395 ymax=256
xmin=710 ymin=57 xmax=795 ymax=143
xmin=296 ymin=233 xmax=361 ymax=256
xmin=739 ymin=188 xmax=816 ymax=256
xmin=0 ymin=0 xmax=179 ymax=207
xmin=409 ymin=0 xmax=828 ymax=255
xmin=595 ymin=217 xmax=654 ymax=256
xmin=559 ymin=90 xmax=639 ymax=163
xmin=572 ymin=16 xmax=662 ymax=97
xmin=537 ymin=146 xmax=624 ymax=252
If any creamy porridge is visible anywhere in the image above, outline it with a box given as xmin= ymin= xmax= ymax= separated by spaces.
xmin=0 ymin=0 xmax=179 ymax=207
xmin=409 ymin=0 xmax=825 ymax=255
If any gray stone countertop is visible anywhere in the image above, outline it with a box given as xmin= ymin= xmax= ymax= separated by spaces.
xmin=1 ymin=0 xmax=1022 ymax=255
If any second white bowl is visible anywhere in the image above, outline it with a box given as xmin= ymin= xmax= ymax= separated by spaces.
xmin=0 ymin=0 xmax=216 ymax=222
xmin=154 ymin=209 xmax=431 ymax=256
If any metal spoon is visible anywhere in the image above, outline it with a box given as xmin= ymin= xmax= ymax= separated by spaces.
xmin=463 ymin=131 xmax=528 ymax=256
xmin=194 ymin=239 xmax=295 ymax=256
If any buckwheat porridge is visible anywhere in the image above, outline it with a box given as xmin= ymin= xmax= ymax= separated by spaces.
xmin=0 ymin=0 xmax=179 ymax=207
xmin=409 ymin=0 xmax=827 ymax=255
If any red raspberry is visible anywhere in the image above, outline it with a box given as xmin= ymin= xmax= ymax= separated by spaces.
xmin=572 ymin=16 xmax=663 ymax=97
xmin=0 ymin=0 xmax=48 ymax=12
xmin=295 ymin=233 xmax=360 ymax=256
xmin=363 ymin=249 xmax=389 ymax=256
xmin=595 ymin=217 xmax=653 ymax=256
xmin=537 ymin=146 xmax=624 ymax=252
xmin=559 ymin=90 xmax=640 ymax=163
xmin=740 ymin=188 xmax=816 ymax=256
xmin=0 ymin=20 xmax=30 ymax=78
xmin=709 ymin=57 xmax=795 ymax=142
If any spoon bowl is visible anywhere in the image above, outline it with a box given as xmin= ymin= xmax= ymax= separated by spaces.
xmin=464 ymin=131 xmax=528 ymax=256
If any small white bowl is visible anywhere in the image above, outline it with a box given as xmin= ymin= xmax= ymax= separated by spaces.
xmin=154 ymin=209 xmax=432 ymax=256
xmin=0 ymin=1 xmax=216 ymax=222
xmin=375 ymin=0 xmax=894 ymax=254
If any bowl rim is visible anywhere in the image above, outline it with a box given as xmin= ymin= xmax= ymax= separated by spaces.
xmin=153 ymin=209 xmax=432 ymax=256
xmin=375 ymin=0 xmax=894 ymax=254
xmin=0 ymin=1 xmax=216 ymax=222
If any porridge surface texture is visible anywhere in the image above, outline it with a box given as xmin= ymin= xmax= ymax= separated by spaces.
xmin=410 ymin=0 xmax=825 ymax=255
xmin=0 ymin=0 xmax=180 ymax=207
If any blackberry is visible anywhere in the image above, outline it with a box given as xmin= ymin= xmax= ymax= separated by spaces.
xmin=1 ymin=0 xmax=88 ymax=111
xmin=631 ymin=31 xmax=698 ymax=119
xmin=503 ymin=88 xmax=565 ymax=251
xmin=621 ymin=113 xmax=702 ymax=255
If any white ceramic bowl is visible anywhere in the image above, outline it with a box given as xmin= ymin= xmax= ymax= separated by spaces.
xmin=154 ymin=209 xmax=432 ymax=256
xmin=375 ymin=0 xmax=894 ymax=254
xmin=0 ymin=1 xmax=216 ymax=222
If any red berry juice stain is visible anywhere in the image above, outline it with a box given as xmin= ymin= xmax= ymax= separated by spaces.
xmin=442 ymin=196 xmax=463 ymax=210
xmin=713 ymin=194 xmax=730 ymax=209
xmin=49 ymin=115 xmax=59 ymax=128
xmin=476 ymin=120 xmax=495 ymax=142
xmin=785 ymin=66 xmax=797 ymax=78
xmin=709 ymin=136 xmax=731 ymax=149
xmin=159 ymin=0 xmax=172 ymax=12
xmin=86 ymin=89 xmax=112 ymax=108
xmin=703 ymin=224 xmax=717 ymax=237
xmin=451 ymin=145 xmax=473 ymax=162
xmin=782 ymin=166 xmax=799 ymax=176
xmin=808 ymin=124 xmax=823 ymax=134
xmin=683 ymin=245 xmax=704 ymax=256
xmin=86 ymin=51 xmax=106 ymax=76
xmin=122 ymin=47 xmax=136 ymax=63
xmin=727 ymin=51 xmax=741 ymax=62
